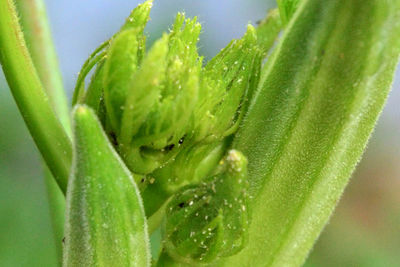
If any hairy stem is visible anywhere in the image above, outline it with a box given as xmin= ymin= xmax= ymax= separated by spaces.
xmin=44 ymin=166 xmax=66 ymax=265
xmin=13 ymin=1 xmax=71 ymax=264
xmin=0 ymin=0 xmax=72 ymax=193
xmin=15 ymin=0 xmax=71 ymax=135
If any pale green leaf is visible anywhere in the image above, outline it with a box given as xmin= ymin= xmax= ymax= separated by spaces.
xmin=219 ymin=0 xmax=400 ymax=266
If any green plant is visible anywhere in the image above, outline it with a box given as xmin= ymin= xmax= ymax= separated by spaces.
xmin=0 ymin=0 xmax=399 ymax=266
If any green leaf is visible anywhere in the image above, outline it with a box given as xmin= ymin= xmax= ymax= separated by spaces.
xmin=64 ymin=105 xmax=150 ymax=267
xmin=219 ymin=0 xmax=400 ymax=266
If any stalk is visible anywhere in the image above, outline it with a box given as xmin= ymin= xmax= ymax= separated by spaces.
xmin=0 ymin=0 xmax=72 ymax=193
xmin=4 ymin=1 xmax=70 ymax=263
xmin=15 ymin=0 xmax=71 ymax=135
xmin=43 ymin=166 xmax=66 ymax=264
xmin=13 ymin=1 xmax=71 ymax=263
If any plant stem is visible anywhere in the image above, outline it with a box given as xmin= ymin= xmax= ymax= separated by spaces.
xmin=15 ymin=0 xmax=71 ymax=135
xmin=0 ymin=0 xmax=71 ymax=193
xmin=44 ymin=166 xmax=66 ymax=265
xmin=13 ymin=1 xmax=70 ymax=264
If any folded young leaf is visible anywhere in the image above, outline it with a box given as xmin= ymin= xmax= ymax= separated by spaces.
xmin=220 ymin=0 xmax=400 ymax=266
xmin=64 ymin=105 xmax=150 ymax=267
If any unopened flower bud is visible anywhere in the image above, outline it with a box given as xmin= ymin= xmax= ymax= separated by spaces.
xmin=162 ymin=150 xmax=249 ymax=263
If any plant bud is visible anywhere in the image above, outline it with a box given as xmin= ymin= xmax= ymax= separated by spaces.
xmin=140 ymin=26 xmax=262 ymax=216
xmin=74 ymin=1 xmax=262 ymax=198
xmin=162 ymin=150 xmax=249 ymax=263
xmin=116 ymin=14 xmax=202 ymax=174
xmin=64 ymin=105 xmax=150 ymax=267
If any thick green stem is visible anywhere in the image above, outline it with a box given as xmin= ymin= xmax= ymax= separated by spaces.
xmin=14 ymin=0 xmax=69 ymax=264
xmin=15 ymin=0 xmax=71 ymax=135
xmin=0 ymin=0 xmax=72 ymax=193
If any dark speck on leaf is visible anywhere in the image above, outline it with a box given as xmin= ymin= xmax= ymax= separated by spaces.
xmin=109 ymin=131 xmax=118 ymax=146
xmin=165 ymin=144 xmax=175 ymax=151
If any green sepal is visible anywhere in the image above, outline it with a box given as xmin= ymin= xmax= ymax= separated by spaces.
xmin=63 ymin=105 xmax=150 ymax=267
xmin=194 ymin=25 xmax=261 ymax=142
xmin=103 ymin=28 xmax=144 ymax=134
xmin=72 ymin=40 xmax=109 ymax=106
xmin=72 ymin=0 xmax=152 ymax=108
xmin=84 ymin=60 xmax=105 ymax=114
xmin=96 ymin=0 xmax=152 ymax=132
xmin=120 ymin=0 xmax=153 ymax=32
xmin=162 ymin=150 xmax=249 ymax=264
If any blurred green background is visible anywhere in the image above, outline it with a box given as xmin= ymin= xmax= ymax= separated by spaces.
xmin=0 ymin=0 xmax=399 ymax=266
